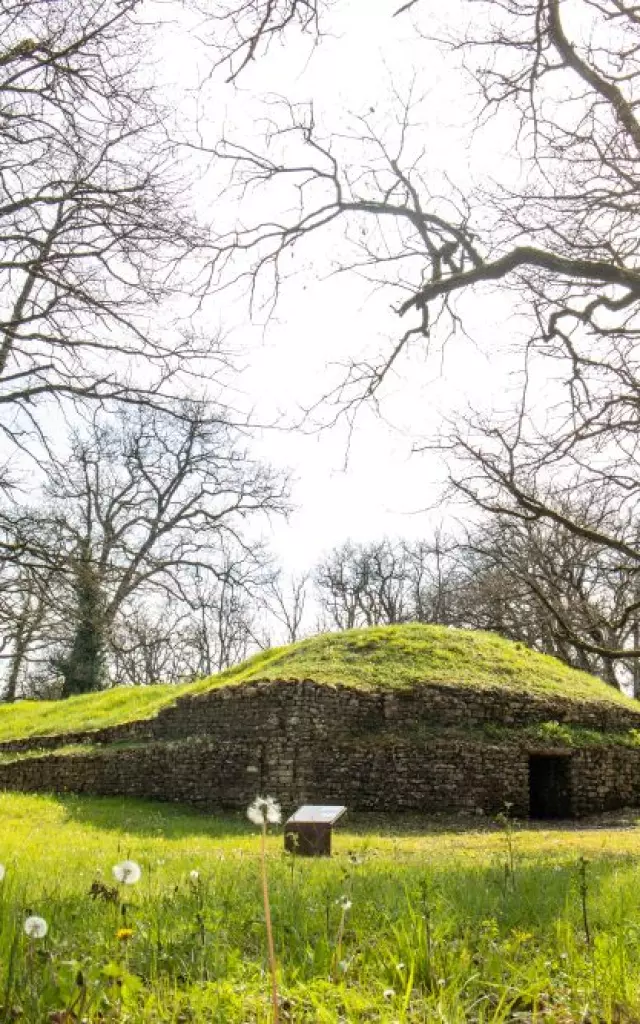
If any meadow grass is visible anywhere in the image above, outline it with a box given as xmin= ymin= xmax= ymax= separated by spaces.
xmin=192 ymin=624 xmax=637 ymax=702
xmin=0 ymin=625 xmax=636 ymax=744
xmin=2 ymin=793 xmax=640 ymax=1020
xmin=0 ymin=686 xmax=194 ymax=743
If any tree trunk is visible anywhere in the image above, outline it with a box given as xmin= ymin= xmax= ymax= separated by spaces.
xmin=59 ymin=552 xmax=107 ymax=698
xmin=4 ymin=620 xmax=27 ymax=702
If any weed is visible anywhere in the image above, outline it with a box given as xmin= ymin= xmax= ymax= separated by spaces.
xmin=495 ymin=802 xmax=517 ymax=893
xmin=577 ymin=855 xmax=591 ymax=946
xmin=247 ymin=796 xmax=282 ymax=1023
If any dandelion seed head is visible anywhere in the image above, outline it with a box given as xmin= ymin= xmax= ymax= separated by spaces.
xmin=24 ymin=915 xmax=47 ymax=939
xmin=383 ymin=988 xmax=395 ymax=1000
xmin=0 ymin=864 xmax=6 ymax=882
xmin=112 ymin=860 xmax=141 ymax=885
xmin=247 ymin=796 xmax=281 ymax=826
xmin=336 ymin=895 xmax=352 ymax=912
xmin=189 ymin=869 xmax=200 ymax=882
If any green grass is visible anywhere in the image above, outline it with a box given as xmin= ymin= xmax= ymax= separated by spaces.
xmin=3 ymin=792 xmax=640 ymax=1021
xmin=488 ymin=720 xmax=640 ymax=748
xmin=0 ymin=625 xmax=637 ymax=745
xmin=197 ymin=624 xmax=639 ymax=702
xmin=0 ymin=682 xmax=195 ymax=743
xmin=0 ymin=743 xmax=96 ymax=765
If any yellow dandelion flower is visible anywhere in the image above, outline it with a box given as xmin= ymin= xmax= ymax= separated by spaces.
xmin=116 ymin=927 xmax=134 ymax=942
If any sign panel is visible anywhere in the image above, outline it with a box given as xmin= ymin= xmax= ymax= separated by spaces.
xmin=286 ymin=804 xmax=347 ymax=825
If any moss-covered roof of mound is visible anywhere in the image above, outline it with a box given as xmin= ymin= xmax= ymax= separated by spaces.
xmin=199 ymin=624 xmax=637 ymax=705
xmin=0 ymin=625 xmax=637 ymax=744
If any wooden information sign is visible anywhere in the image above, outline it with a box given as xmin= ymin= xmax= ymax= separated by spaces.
xmin=284 ymin=804 xmax=347 ymax=857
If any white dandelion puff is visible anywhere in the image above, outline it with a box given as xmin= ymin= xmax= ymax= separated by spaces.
xmin=336 ymin=896 xmax=352 ymax=912
xmin=383 ymin=988 xmax=395 ymax=1000
xmin=247 ymin=796 xmax=282 ymax=827
xmin=24 ymin=915 xmax=47 ymax=939
xmin=112 ymin=860 xmax=141 ymax=885
xmin=0 ymin=864 xmax=6 ymax=882
xmin=189 ymin=869 xmax=200 ymax=882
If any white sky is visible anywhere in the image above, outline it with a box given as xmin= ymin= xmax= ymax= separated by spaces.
xmin=155 ymin=0 xmax=526 ymax=573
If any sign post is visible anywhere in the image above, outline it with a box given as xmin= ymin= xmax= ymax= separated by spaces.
xmin=284 ymin=805 xmax=347 ymax=857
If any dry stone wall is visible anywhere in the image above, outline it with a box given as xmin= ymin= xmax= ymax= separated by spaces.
xmin=0 ymin=679 xmax=639 ymax=816
xmin=0 ymin=735 xmax=533 ymax=814
xmin=2 ymin=678 xmax=640 ymax=753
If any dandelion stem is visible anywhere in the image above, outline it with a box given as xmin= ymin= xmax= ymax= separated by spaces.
xmin=261 ymin=820 xmax=279 ymax=1024
xmin=333 ymin=906 xmax=347 ymax=983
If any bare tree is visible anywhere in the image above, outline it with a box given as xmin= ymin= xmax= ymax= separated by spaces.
xmin=109 ymin=602 xmax=194 ymax=689
xmin=402 ymin=532 xmax=462 ymax=627
xmin=0 ymin=402 xmax=288 ymax=695
xmin=265 ymin=571 xmax=310 ymax=644
xmin=207 ymin=1 xmax=640 ymax=673
xmin=0 ymin=0 xmax=326 ymax=471
xmin=0 ymin=555 xmax=60 ymax=700
xmin=0 ymin=1 xmax=214 ymax=455
xmin=314 ymin=541 xmax=383 ymax=630
xmin=311 ymin=518 xmax=640 ymax=690
xmin=71 ymin=551 xmax=269 ymax=689
xmin=313 ymin=537 xmax=462 ymax=631
xmin=199 ymin=0 xmax=322 ymax=81
xmin=182 ymin=551 xmax=272 ymax=676
xmin=456 ymin=504 xmax=640 ymax=690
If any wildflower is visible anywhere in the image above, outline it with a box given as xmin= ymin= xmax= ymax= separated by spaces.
xmin=112 ymin=860 xmax=141 ymax=885
xmin=24 ymin=915 xmax=47 ymax=939
xmin=247 ymin=796 xmax=281 ymax=827
xmin=116 ymin=928 xmax=133 ymax=942
xmin=189 ymin=869 xmax=200 ymax=882
xmin=336 ymin=896 xmax=352 ymax=912
xmin=249 ymin=796 xmax=280 ymax=1021
xmin=383 ymin=988 xmax=395 ymax=1000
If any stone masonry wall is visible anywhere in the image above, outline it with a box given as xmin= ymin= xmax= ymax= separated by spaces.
xmin=0 ymin=736 xmax=532 ymax=815
xmin=2 ymin=678 xmax=640 ymax=753
xmin=1 ymin=679 xmax=639 ymax=816
xmin=569 ymin=748 xmax=640 ymax=816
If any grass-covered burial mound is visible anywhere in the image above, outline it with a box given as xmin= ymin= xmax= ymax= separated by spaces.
xmin=0 ymin=625 xmax=639 ymax=819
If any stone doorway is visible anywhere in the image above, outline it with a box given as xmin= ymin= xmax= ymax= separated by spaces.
xmin=528 ymin=755 xmax=572 ymax=818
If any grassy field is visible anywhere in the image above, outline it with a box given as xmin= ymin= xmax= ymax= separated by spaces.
xmin=2 ymin=793 xmax=640 ymax=1021
xmin=0 ymin=625 xmax=636 ymax=744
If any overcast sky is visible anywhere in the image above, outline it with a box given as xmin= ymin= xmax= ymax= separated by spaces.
xmin=156 ymin=0 xmax=526 ymax=573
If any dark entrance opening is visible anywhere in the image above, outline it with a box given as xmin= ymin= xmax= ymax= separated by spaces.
xmin=528 ymin=755 xmax=572 ymax=818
